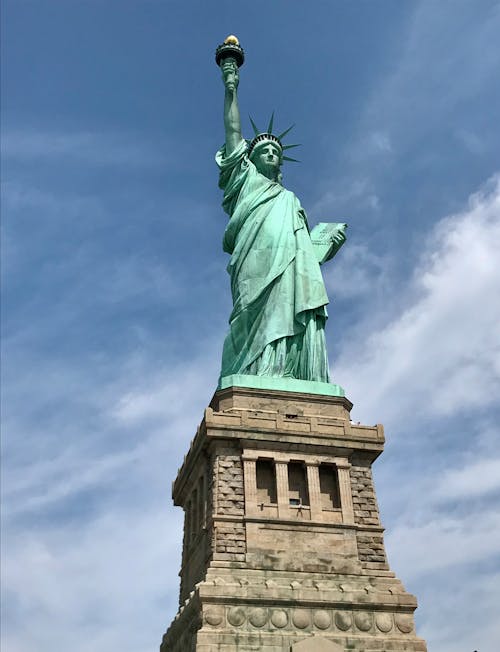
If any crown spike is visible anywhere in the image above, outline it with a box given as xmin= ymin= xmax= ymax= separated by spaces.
xmin=249 ymin=115 xmax=260 ymax=136
xmin=267 ymin=111 xmax=275 ymax=135
xmin=282 ymin=143 xmax=301 ymax=151
xmin=282 ymin=155 xmax=300 ymax=163
xmin=277 ymin=124 xmax=295 ymax=141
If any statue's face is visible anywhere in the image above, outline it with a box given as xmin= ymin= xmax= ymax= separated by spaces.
xmin=250 ymin=142 xmax=282 ymax=180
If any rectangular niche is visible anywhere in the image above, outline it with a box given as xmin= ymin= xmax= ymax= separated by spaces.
xmin=319 ymin=463 xmax=341 ymax=510
xmin=256 ymin=459 xmax=278 ymax=516
xmin=288 ymin=461 xmax=310 ymax=506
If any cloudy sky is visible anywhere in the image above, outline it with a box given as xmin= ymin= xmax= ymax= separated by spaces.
xmin=2 ymin=1 xmax=500 ymax=651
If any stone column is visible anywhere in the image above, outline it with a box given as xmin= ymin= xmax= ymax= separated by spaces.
xmin=242 ymin=458 xmax=257 ymax=516
xmin=275 ymin=461 xmax=289 ymax=518
xmin=337 ymin=463 xmax=355 ymax=524
xmin=306 ymin=462 xmax=323 ymax=521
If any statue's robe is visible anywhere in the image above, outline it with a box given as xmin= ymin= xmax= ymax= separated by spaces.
xmin=216 ymin=139 xmax=330 ymax=382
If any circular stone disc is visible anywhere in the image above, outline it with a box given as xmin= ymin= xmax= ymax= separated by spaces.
xmin=376 ymin=613 xmax=393 ymax=633
xmin=313 ymin=610 xmax=331 ymax=630
xmin=271 ymin=609 xmax=288 ymax=628
xmin=292 ymin=609 xmax=311 ymax=629
xmin=354 ymin=611 xmax=373 ymax=632
xmin=227 ymin=607 xmax=246 ymax=627
xmin=204 ymin=608 xmax=223 ymax=627
xmin=334 ymin=611 xmax=352 ymax=631
xmin=395 ymin=614 xmax=414 ymax=633
xmin=248 ymin=607 xmax=268 ymax=628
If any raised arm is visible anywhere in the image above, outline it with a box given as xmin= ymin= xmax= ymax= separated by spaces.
xmin=221 ymin=58 xmax=242 ymax=155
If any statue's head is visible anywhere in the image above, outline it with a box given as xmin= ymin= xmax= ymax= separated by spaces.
xmin=247 ymin=114 xmax=300 ymax=182
xmin=249 ymin=139 xmax=282 ymax=181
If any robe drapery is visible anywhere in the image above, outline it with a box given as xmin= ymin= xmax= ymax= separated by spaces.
xmin=216 ymin=138 xmax=330 ymax=382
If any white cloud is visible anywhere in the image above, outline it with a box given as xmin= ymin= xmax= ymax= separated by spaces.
xmin=2 ymin=506 xmax=183 ymax=652
xmin=337 ymin=173 xmax=500 ymax=424
xmin=387 ymin=509 xmax=500 ymax=580
xmin=416 ymin=568 xmax=500 ymax=652
xmin=3 ymin=447 xmax=140 ymax=517
xmin=2 ymin=347 xmax=220 ymax=652
xmin=434 ymin=456 xmax=500 ymax=501
xmin=325 ymin=242 xmax=390 ymax=299
xmin=328 ymin=174 xmax=500 ymax=652
xmin=111 ymin=360 xmax=219 ymax=425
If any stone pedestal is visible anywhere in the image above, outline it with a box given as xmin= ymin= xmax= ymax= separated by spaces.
xmin=159 ymin=386 xmax=427 ymax=652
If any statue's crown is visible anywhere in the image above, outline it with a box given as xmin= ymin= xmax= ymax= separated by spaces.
xmin=247 ymin=113 xmax=300 ymax=163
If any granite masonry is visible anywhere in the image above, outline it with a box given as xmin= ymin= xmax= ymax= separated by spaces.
xmin=160 ymin=386 xmax=427 ymax=652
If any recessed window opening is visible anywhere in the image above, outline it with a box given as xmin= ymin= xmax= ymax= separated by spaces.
xmin=186 ymin=499 xmax=192 ymax=545
xmin=319 ymin=464 xmax=341 ymax=509
xmin=288 ymin=462 xmax=309 ymax=506
xmin=256 ymin=459 xmax=277 ymax=504
xmin=197 ymin=475 xmax=205 ymax=529
xmin=192 ymin=489 xmax=198 ymax=537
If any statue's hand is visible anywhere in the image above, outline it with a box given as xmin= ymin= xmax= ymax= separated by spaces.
xmin=222 ymin=58 xmax=239 ymax=92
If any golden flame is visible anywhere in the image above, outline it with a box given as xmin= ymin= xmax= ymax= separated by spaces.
xmin=224 ymin=35 xmax=239 ymax=45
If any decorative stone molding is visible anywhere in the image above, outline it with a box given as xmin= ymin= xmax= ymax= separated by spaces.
xmin=198 ymin=604 xmax=416 ymax=638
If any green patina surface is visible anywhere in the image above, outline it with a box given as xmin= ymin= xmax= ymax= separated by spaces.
xmin=216 ymin=40 xmax=347 ymax=396
xmin=218 ymin=374 xmax=345 ymax=397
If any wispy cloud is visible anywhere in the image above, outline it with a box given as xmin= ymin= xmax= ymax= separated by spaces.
xmin=327 ymin=173 xmax=500 ymax=650
xmin=352 ymin=0 xmax=500 ymax=159
xmin=388 ymin=509 xmax=500 ymax=579
xmin=2 ymin=346 xmax=219 ymax=652
xmin=2 ymin=4 xmax=500 ymax=651
xmin=336 ymin=173 xmax=500 ymax=424
xmin=433 ymin=456 xmax=500 ymax=501
xmin=1 ymin=129 xmax=170 ymax=168
xmin=324 ymin=242 xmax=391 ymax=300
xmin=3 ymin=505 xmax=184 ymax=652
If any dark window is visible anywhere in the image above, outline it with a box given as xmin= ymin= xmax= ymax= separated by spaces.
xmin=288 ymin=462 xmax=309 ymax=506
xmin=185 ymin=498 xmax=192 ymax=545
xmin=256 ymin=459 xmax=277 ymax=504
xmin=319 ymin=464 xmax=341 ymax=509
xmin=192 ymin=489 xmax=198 ymax=537
xmin=197 ymin=476 xmax=205 ymax=529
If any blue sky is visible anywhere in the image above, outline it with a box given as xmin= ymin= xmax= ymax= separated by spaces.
xmin=2 ymin=1 xmax=500 ymax=651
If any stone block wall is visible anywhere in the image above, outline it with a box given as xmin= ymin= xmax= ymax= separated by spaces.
xmin=214 ymin=448 xmax=245 ymax=516
xmin=350 ymin=461 xmax=381 ymax=527
xmin=213 ymin=445 xmax=246 ymax=562
xmin=356 ymin=531 xmax=387 ymax=568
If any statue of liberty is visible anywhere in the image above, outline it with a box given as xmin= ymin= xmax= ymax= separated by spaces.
xmin=215 ymin=37 xmax=347 ymax=394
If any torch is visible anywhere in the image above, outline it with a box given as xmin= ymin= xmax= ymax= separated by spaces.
xmin=215 ymin=34 xmax=245 ymax=69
